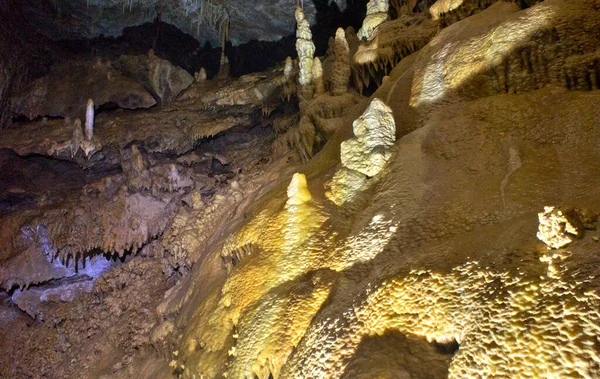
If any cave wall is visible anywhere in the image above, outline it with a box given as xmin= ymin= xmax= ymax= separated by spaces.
xmin=0 ymin=1 xmax=53 ymax=128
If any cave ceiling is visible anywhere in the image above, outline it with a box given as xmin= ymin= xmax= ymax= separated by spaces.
xmin=22 ymin=0 xmax=348 ymax=45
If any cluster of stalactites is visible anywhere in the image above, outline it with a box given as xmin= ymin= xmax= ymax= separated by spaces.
xmin=295 ymin=7 xmax=316 ymax=101
xmin=357 ymin=0 xmax=390 ymax=41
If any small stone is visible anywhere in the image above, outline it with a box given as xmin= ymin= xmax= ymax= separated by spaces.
xmin=593 ymin=236 xmax=599 ymax=242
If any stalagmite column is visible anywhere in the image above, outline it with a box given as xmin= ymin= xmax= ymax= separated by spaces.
xmin=217 ymin=52 xmax=230 ymax=80
xmin=326 ymin=98 xmax=396 ymax=205
xmin=286 ymin=173 xmax=312 ymax=206
xmin=71 ymin=118 xmax=84 ymax=158
xmin=312 ymin=57 xmax=326 ymax=95
xmin=295 ymin=7 xmax=315 ymax=101
xmin=85 ymin=98 xmax=94 ymax=140
xmin=284 ymin=56 xmax=294 ymax=79
xmin=282 ymin=56 xmax=296 ymax=101
xmin=357 ymin=0 xmax=389 ymax=41
xmin=341 ymin=98 xmax=396 ymax=176
xmin=331 ymin=28 xmax=351 ymax=96
xmin=194 ymin=67 xmax=207 ymax=82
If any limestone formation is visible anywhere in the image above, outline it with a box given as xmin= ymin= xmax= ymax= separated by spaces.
xmin=411 ymin=1 xmax=600 ymax=107
xmin=118 ymin=52 xmax=194 ymax=104
xmin=537 ymin=206 xmax=581 ymax=249
xmin=295 ymin=7 xmax=316 ymax=100
xmin=286 ymin=173 xmax=312 ymax=206
xmin=4 ymin=1 xmax=600 ymax=378
xmin=9 ymin=60 xmax=156 ymax=121
xmin=331 ymin=28 xmax=351 ymax=96
xmin=283 ymin=56 xmax=294 ymax=79
xmin=357 ymin=0 xmax=389 ymax=41
xmin=217 ymin=53 xmax=231 ymax=81
xmin=84 ymin=98 xmax=94 ymax=140
xmin=194 ymin=67 xmax=208 ymax=82
xmin=71 ymin=118 xmax=84 ymax=158
xmin=353 ymin=12 xmax=437 ymax=90
xmin=429 ymin=0 xmax=502 ymax=26
xmin=312 ymin=57 xmax=326 ymax=95
xmin=340 ymin=98 xmax=396 ymax=177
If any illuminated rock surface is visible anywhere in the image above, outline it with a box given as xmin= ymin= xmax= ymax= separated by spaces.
xmin=2 ymin=0 xmax=600 ymax=378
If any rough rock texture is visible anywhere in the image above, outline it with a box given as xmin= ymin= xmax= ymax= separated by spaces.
xmin=0 ymin=94 xmax=259 ymax=169
xmin=4 ymin=0 xmax=600 ymax=378
xmin=354 ymin=12 xmax=437 ymax=90
xmin=9 ymin=59 xmax=157 ymax=121
xmin=312 ymin=57 xmax=326 ymax=95
xmin=17 ymin=0 xmax=341 ymax=46
xmin=117 ymin=51 xmax=194 ymax=103
xmin=537 ymin=206 xmax=581 ymax=249
xmin=331 ymin=28 xmax=351 ymax=96
xmin=295 ymin=7 xmax=316 ymax=101
xmin=0 ymin=257 xmax=169 ymax=378
xmin=411 ymin=0 xmax=600 ymax=107
xmin=0 ymin=57 xmax=298 ymax=378
xmin=160 ymin=2 xmax=600 ymax=378
xmin=340 ymin=98 xmax=396 ymax=177
xmin=357 ymin=0 xmax=390 ymax=41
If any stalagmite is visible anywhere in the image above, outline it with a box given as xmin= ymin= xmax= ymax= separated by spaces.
xmin=284 ymin=56 xmax=294 ymax=79
xmin=71 ymin=118 xmax=84 ymax=158
xmin=357 ymin=0 xmax=389 ymax=41
xmin=131 ymin=145 xmax=145 ymax=174
xmin=312 ymin=57 xmax=326 ymax=95
xmin=85 ymin=98 xmax=94 ymax=140
xmin=295 ymin=7 xmax=315 ymax=101
xmin=286 ymin=173 xmax=312 ymax=206
xmin=331 ymin=28 xmax=351 ymax=96
xmin=217 ymin=53 xmax=230 ymax=81
xmin=326 ymin=98 xmax=396 ymax=205
xmin=340 ymin=98 xmax=395 ymax=177
xmin=194 ymin=67 xmax=207 ymax=82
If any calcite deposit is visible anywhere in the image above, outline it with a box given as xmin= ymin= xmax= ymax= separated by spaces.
xmin=3 ymin=0 xmax=600 ymax=378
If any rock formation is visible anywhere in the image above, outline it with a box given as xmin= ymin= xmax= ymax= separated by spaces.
xmin=286 ymin=173 xmax=312 ymax=207
xmin=194 ymin=67 xmax=208 ymax=82
xmin=9 ymin=60 xmax=156 ymax=121
xmin=295 ymin=7 xmax=316 ymax=101
xmin=357 ymin=0 xmax=390 ymax=41
xmin=537 ymin=206 xmax=581 ymax=249
xmin=84 ymin=98 xmax=94 ymax=140
xmin=340 ymin=98 xmax=396 ymax=177
xmin=217 ymin=52 xmax=231 ymax=81
xmin=118 ymin=51 xmax=194 ymax=104
xmin=3 ymin=0 xmax=600 ymax=378
xmin=312 ymin=57 xmax=326 ymax=95
xmin=331 ymin=28 xmax=351 ymax=96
